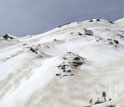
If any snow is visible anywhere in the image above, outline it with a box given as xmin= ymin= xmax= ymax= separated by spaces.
xmin=0 ymin=18 xmax=124 ymax=107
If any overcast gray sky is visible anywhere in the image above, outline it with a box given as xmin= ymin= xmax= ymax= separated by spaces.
xmin=0 ymin=0 xmax=124 ymax=37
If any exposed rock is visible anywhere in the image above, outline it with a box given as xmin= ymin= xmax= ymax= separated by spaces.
xmin=2 ymin=34 xmax=14 ymax=40
xmin=114 ymin=40 xmax=119 ymax=44
xmin=106 ymin=105 xmax=115 ymax=107
xmin=78 ymin=32 xmax=83 ymax=36
xmin=56 ymin=52 xmax=85 ymax=78
xmin=108 ymin=21 xmax=114 ymax=24
xmin=84 ymin=29 xmax=94 ymax=36
xmin=96 ymin=18 xmax=101 ymax=21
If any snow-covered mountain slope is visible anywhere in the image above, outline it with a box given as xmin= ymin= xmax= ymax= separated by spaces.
xmin=0 ymin=18 xmax=124 ymax=107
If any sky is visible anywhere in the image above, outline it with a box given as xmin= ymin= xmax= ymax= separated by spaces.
xmin=0 ymin=0 xmax=124 ymax=37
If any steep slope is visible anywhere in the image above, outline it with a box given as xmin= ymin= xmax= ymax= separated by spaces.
xmin=0 ymin=18 xmax=124 ymax=107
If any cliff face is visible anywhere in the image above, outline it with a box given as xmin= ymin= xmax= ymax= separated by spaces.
xmin=0 ymin=18 xmax=124 ymax=107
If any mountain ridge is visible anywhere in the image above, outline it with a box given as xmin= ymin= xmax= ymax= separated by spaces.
xmin=0 ymin=17 xmax=124 ymax=107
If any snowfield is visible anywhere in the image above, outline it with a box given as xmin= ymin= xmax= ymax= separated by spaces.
xmin=0 ymin=18 xmax=124 ymax=107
